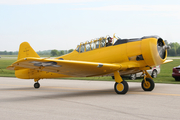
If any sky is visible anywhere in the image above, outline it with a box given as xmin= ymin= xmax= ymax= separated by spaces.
xmin=0 ymin=0 xmax=180 ymax=51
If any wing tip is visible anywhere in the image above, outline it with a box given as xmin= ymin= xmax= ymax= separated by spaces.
xmin=6 ymin=65 xmax=15 ymax=70
xmin=163 ymin=60 xmax=173 ymax=64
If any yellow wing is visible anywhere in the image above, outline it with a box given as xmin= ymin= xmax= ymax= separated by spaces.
xmin=7 ymin=57 xmax=122 ymax=77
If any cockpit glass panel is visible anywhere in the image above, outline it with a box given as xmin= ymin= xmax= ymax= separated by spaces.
xmin=76 ymin=46 xmax=80 ymax=52
xmin=101 ymin=39 xmax=106 ymax=47
xmin=80 ymin=44 xmax=85 ymax=53
xmin=86 ymin=43 xmax=90 ymax=51
xmin=96 ymin=41 xmax=99 ymax=48
xmin=91 ymin=42 xmax=95 ymax=50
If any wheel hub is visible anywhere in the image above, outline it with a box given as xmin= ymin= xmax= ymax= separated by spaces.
xmin=143 ymin=81 xmax=150 ymax=89
xmin=116 ymin=83 xmax=124 ymax=92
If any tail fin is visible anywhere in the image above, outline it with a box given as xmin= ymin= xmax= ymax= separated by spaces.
xmin=17 ymin=42 xmax=40 ymax=60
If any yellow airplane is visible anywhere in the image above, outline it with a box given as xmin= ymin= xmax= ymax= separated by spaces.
xmin=7 ymin=34 xmax=172 ymax=94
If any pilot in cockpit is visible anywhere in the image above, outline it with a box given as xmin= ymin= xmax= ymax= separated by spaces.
xmin=106 ymin=37 xmax=112 ymax=46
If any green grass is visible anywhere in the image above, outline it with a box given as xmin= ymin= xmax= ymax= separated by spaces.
xmin=0 ymin=57 xmax=16 ymax=77
xmin=0 ymin=55 xmax=18 ymax=57
xmin=153 ymin=59 xmax=180 ymax=84
xmin=1 ymin=56 xmax=180 ymax=84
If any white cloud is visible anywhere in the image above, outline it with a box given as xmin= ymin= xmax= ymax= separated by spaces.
xmin=80 ymin=5 xmax=180 ymax=12
xmin=0 ymin=0 xmax=100 ymax=5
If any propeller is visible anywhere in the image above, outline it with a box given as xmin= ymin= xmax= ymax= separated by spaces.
xmin=157 ymin=39 xmax=171 ymax=59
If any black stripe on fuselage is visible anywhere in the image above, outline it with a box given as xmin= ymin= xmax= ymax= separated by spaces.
xmin=114 ymin=36 xmax=160 ymax=45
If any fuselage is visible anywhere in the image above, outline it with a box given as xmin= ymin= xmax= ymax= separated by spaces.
xmin=15 ymin=36 xmax=168 ymax=79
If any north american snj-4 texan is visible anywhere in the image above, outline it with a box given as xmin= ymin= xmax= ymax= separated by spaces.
xmin=7 ymin=34 xmax=172 ymax=94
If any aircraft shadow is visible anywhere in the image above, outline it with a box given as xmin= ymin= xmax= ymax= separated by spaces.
xmin=0 ymin=87 xmax=34 ymax=91
xmin=0 ymin=86 xmax=143 ymax=103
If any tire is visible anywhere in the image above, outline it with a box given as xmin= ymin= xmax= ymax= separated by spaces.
xmin=151 ymin=70 xmax=157 ymax=78
xmin=141 ymin=78 xmax=155 ymax=91
xmin=34 ymin=82 xmax=40 ymax=89
xmin=175 ymin=77 xmax=180 ymax=81
xmin=130 ymin=74 xmax=136 ymax=80
xmin=114 ymin=81 xmax=129 ymax=94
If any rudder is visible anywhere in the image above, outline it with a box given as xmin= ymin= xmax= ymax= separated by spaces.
xmin=17 ymin=42 xmax=40 ymax=60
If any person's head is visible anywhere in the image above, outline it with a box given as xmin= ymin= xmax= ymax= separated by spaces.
xmin=107 ymin=37 xmax=112 ymax=43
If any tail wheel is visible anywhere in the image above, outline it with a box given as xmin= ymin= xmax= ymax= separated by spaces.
xmin=114 ymin=81 xmax=129 ymax=94
xmin=141 ymin=78 xmax=155 ymax=91
xmin=34 ymin=82 xmax=40 ymax=89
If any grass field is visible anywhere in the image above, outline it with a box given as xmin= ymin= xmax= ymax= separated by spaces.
xmin=0 ymin=55 xmax=180 ymax=84
xmin=0 ymin=57 xmax=16 ymax=77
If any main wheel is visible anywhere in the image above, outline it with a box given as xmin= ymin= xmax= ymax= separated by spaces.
xmin=34 ymin=82 xmax=40 ymax=89
xmin=114 ymin=81 xmax=129 ymax=94
xmin=151 ymin=70 xmax=157 ymax=78
xmin=141 ymin=78 xmax=155 ymax=91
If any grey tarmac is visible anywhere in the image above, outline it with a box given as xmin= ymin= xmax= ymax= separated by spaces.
xmin=0 ymin=77 xmax=180 ymax=120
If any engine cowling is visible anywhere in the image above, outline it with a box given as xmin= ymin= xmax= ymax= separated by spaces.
xmin=141 ymin=36 xmax=170 ymax=67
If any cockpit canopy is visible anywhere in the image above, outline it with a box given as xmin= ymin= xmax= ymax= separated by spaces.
xmin=76 ymin=36 xmax=114 ymax=53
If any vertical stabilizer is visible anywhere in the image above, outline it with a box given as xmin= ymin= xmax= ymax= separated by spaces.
xmin=17 ymin=42 xmax=40 ymax=60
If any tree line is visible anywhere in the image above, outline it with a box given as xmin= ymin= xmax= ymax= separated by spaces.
xmin=0 ymin=51 xmax=18 ymax=55
xmin=50 ymin=49 xmax=74 ymax=56
xmin=0 ymin=49 xmax=74 ymax=56
xmin=165 ymin=40 xmax=180 ymax=56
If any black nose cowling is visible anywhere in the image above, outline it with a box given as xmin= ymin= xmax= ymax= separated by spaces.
xmin=157 ymin=38 xmax=170 ymax=59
